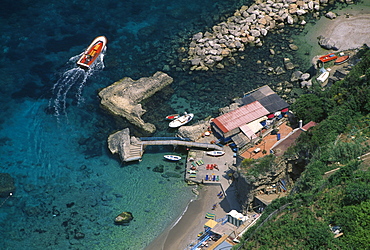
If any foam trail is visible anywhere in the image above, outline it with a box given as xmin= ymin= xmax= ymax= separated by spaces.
xmin=49 ymin=49 xmax=105 ymax=120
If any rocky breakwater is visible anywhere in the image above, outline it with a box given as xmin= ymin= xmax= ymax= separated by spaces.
xmin=98 ymin=71 xmax=173 ymax=134
xmin=187 ymin=0 xmax=323 ymax=71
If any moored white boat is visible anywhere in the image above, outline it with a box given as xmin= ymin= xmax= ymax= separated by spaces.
xmin=317 ymin=71 xmax=329 ymax=83
xmin=206 ymin=151 xmax=225 ymax=157
xmin=77 ymin=36 xmax=107 ymax=69
xmin=164 ymin=155 xmax=182 ymax=161
xmin=169 ymin=112 xmax=194 ymax=128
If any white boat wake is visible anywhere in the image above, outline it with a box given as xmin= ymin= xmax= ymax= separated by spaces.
xmin=49 ymin=49 xmax=105 ymax=120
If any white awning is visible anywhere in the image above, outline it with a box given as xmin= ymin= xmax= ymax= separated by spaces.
xmin=239 ymin=116 xmax=266 ymax=139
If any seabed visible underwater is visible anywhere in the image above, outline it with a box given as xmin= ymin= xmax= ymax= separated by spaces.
xmin=0 ymin=0 xmax=320 ymax=249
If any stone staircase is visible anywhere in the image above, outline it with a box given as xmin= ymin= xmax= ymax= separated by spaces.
xmin=123 ymin=144 xmax=143 ymax=162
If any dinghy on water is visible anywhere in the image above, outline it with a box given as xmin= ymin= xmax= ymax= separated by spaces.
xmin=169 ymin=112 xmax=194 ymax=128
xmin=165 ymin=114 xmax=179 ymax=120
xmin=164 ymin=155 xmax=182 ymax=161
xmin=77 ymin=36 xmax=107 ymax=69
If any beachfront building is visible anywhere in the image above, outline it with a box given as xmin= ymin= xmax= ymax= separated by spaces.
xmin=211 ymin=85 xmax=289 ymax=150
xmin=227 ymin=210 xmax=248 ymax=227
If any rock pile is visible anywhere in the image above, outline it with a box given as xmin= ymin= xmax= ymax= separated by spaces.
xmin=187 ymin=0 xmax=323 ymax=71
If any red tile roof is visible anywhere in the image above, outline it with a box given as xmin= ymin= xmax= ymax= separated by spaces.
xmin=212 ymin=101 xmax=269 ymax=133
xmin=301 ymin=121 xmax=317 ymax=131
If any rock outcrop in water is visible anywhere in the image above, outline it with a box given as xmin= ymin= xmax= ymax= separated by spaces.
xmin=114 ymin=211 xmax=134 ymax=225
xmin=98 ymin=71 xmax=173 ymax=133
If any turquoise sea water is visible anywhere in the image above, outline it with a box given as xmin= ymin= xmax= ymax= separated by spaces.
xmin=0 ymin=0 xmax=355 ymax=249
xmin=0 ymin=1 xmax=253 ymax=249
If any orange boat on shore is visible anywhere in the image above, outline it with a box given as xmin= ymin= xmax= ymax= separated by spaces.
xmin=319 ymin=53 xmax=338 ymax=63
xmin=77 ymin=36 xmax=107 ymax=69
xmin=335 ymin=55 xmax=350 ymax=65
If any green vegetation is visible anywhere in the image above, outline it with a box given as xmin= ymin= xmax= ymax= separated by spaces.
xmin=239 ymin=154 xmax=276 ymax=178
xmin=235 ymin=46 xmax=370 ymax=249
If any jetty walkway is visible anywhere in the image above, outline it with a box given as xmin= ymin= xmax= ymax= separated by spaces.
xmin=137 ymin=140 xmax=223 ymax=150
xmin=122 ymin=137 xmax=222 ymax=162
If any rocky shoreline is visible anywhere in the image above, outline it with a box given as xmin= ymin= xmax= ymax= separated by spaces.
xmin=186 ymin=0 xmax=354 ymax=71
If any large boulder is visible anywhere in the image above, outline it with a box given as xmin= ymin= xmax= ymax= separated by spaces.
xmin=99 ymin=72 xmax=173 ymax=134
xmin=0 ymin=173 xmax=15 ymax=197
xmin=114 ymin=212 xmax=133 ymax=225
xmin=318 ymin=35 xmax=338 ymax=50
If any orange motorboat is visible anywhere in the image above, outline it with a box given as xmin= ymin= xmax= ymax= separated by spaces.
xmin=335 ymin=55 xmax=350 ymax=65
xmin=77 ymin=36 xmax=107 ymax=69
xmin=319 ymin=53 xmax=338 ymax=63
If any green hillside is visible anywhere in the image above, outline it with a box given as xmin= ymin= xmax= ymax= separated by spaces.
xmin=235 ymin=46 xmax=370 ymax=249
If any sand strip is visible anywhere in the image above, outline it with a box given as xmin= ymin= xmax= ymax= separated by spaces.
xmin=145 ymin=184 xmax=229 ymax=250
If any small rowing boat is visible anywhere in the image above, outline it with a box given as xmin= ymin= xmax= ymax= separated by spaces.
xmin=334 ymin=55 xmax=349 ymax=65
xmin=169 ymin=112 xmax=194 ymax=128
xmin=166 ymin=114 xmax=179 ymax=120
xmin=77 ymin=36 xmax=107 ymax=69
xmin=164 ymin=155 xmax=181 ymax=161
xmin=317 ymin=71 xmax=329 ymax=83
xmin=319 ymin=53 xmax=338 ymax=63
xmin=206 ymin=151 xmax=225 ymax=157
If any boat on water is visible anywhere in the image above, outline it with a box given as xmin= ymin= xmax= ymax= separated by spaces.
xmin=77 ymin=36 xmax=107 ymax=69
xmin=164 ymin=155 xmax=182 ymax=161
xmin=317 ymin=71 xmax=330 ymax=83
xmin=206 ymin=151 xmax=225 ymax=157
xmin=335 ymin=55 xmax=350 ymax=65
xmin=319 ymin=53 xmax=338 ymax=63
xmin=165 ymin=114 xmax=179 ymax=120
xmin=169 ymin=112 xmax=194 ymax=128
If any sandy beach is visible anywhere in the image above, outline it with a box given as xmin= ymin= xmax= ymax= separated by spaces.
xmin=294 ymin=3 xmax=370 ymax=63
xmin=145 ymin=4 xmax=370 ymax=250
xmin=145 ymin=184 xmax=230 ymax=250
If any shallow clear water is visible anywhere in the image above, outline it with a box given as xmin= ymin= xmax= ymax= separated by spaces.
xmin=0 ymin=0 xmax=340 ymax=248
xmin=0 ymin=0 xmax=250 ymax=249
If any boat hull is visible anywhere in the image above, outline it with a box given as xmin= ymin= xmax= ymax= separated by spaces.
xmin=317 ymin=71 xmax=329 ymax=83
xmin=319 ymin=53 xmax=338 ymax=63
xmin=169 ymin=113 xmax=194 ymax=128
xmin=164 ymin=155 xmax=181 ymax=161
xmin=206 ymin=151 xmax=225 ymax=157
xmin=77 ymin=36 xmax=107 ymax=69
xmin=335 ymin=55 xmax=349 ymax=65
